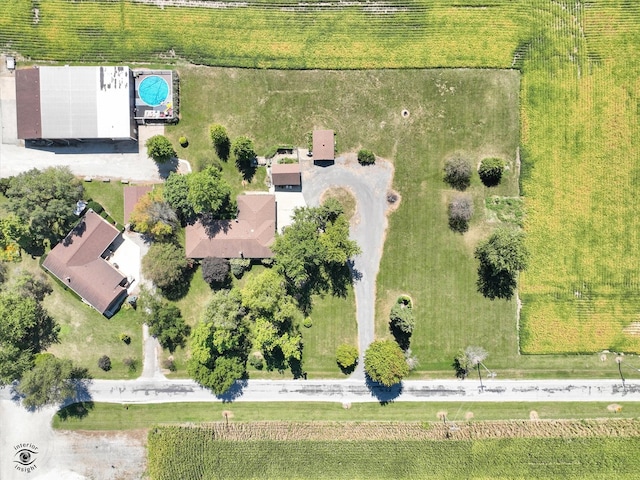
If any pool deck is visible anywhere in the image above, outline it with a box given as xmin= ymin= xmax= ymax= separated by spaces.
xmin=133 ymin=70 xmax=174 ymax=122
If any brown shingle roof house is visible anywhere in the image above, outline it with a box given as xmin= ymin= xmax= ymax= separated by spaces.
xmin=123 ymin=185 xmax=153 ymax=224
xmin=271 ymin=163 xmax=301 ymax=187
xmin=43 ymin=210 xmax=128 ymax=318
xmin=312 ymin=129 xmax=335 ymax=162
xmin=185 ymin=195 xmax=276 ymax=259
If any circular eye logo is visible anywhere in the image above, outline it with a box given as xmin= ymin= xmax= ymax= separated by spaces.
xmin=13 ymin=443 xmax=39 ymax=473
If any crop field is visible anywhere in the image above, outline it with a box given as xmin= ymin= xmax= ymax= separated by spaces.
xmin=147 ymin=423 xmax=640 ymax=479
xmin=518 ymin=1 xmax=640 ymax=354
xmin=0 ymin=0 xmax=531 ymax=69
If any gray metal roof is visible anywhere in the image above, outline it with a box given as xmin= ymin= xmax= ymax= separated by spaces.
xmin=17 ymin=66 xmax=133 ymax=140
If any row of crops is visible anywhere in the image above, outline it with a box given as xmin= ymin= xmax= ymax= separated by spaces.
xmin=518 ymin=0 xmax=640 ymax=353
xmin=0 ymin=0 xmax=531 ymax=68
xmin=147 ymin=424 xmax=640 ymax=479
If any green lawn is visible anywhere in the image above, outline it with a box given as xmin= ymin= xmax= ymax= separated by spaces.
xmin=53 ymin=401 xmax=640 ymax=431
xmin=83 ymin=181 xmax=126 ymax=225
xmin=374 ymin=69 xmax=521 ymax=372
xmin=147 ymin=425 xmax=640 ymax=480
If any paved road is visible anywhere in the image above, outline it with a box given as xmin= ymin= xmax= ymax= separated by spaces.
xmin=301 ymin=154 xmax=395 ymax=378
xmin=74 ymin=378 xmax=640 ymax=404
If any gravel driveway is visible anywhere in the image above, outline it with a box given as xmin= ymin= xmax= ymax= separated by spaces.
xmin=301 ymin=154 xmax=395 ymax=379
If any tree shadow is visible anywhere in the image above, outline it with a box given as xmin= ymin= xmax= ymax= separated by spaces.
xmin=390 ymin=322 xmax=412 ymax=351
xmin=365 ymin=375 xmax=403 ymax=405
xmin=338 ymin=362 xmax=357 ymax=375
xmin=161 ymin=263 xmax=196 ymax=301
xmin=56 ymin=401 xmax=95 ymax=421
xmin=215 ymin=140 xmax=231 ymax=162
xmin=237 ymin=162 xmax=257 ymax=182
xmin=476 ymin=263 xmax=516 ymax=300
xmin=448 ymin=217 xmax=469 ymax=234
xmin=216 ymin=379 xmax=248 ymax=403
xmin=157 ymin=158 xmax=180 ymax=180
xmin=452 ymin=358 xmax=468 ymax=380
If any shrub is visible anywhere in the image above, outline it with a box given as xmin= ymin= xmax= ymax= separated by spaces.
xmin=478 ymin=157 xmax=506 ymax=187
xmin=162 ymin=358 xmax=177 ymax=372
xmin=230 ymin=258 xmax=251 ymax=279
xmin=357 ymin=149 xmax=375 ymax=165
xmin=201 ymin=257 xmax=231 ymax=286
xmin=261 ymin=257 xmax=275 ymax=267
xmin=390 ymin=302 xmax=415 ymax=335
xmin=336 ymin=344 xmax=359 ymax=370
xmin=179 ymin=136 xmax=188 ymax=148
xmin=123 ymin=357 xmax=137 ymax=372
xmin=209 ymin=124 xmax=231 ymax=160
xmin=444 ymin=156 xmax=472 ymax=190
xmin=119 ymin=333 xmax=131 ymax=345
xmin=87 ymin=200 xmax=103 ymax=214
xmin=303 ymin=317 xmax=313 ymax=328
xmin=248 ymin=352 xmax=264 ymax=370
xmin=448 ymin=195 xmax=474 ymax=233
xmin=145 ymin=135 xmax=176 ymax=163
xmin=98 ymin=355 xmax=112 ymax=371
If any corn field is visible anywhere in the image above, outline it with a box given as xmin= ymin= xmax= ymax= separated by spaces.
xmin=148 ymin=421 xmax=640 ymax=479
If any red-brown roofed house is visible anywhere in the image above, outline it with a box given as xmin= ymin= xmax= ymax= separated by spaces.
xmin=43 ymin=210 xmax=128 ymax=318
xmin=312 ymin=129 xmax=335 ymax=162
xmin=124 ymin=185 xmax=153 ymax=224
xmin=185 ymin=195 xmax=276 ymax=259
xmin=271 ymin=163 xmax=301 ymax=189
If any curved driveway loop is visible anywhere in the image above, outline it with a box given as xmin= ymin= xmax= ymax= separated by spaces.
xmin=301 ymin=155 xmax=395 ymax=379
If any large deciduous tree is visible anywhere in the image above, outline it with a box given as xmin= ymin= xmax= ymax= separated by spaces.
xmin=0 ymin=292 xmax=59 ymax=385
xmin=364 ymin=339 xmax=409 ymax=387
xmin=16 ymin=354 xmax=87 ymax=408
xmin=475 ymin=228 xmax=528 ymax=300
xmin=140 ymin=290 xmax=190 ymax=352
xmin=163 ymin=173 xmax=195 ymax=224
xmin=187 ymin=289 xmax=249 ymax=395
xmin=187 ymin=166 xmax=235 ymax=217
xmin=241 ymin=270 xmax=303 ymax=371
xmin=142 ymin=242 xmax=190 ymax=295
xmin=271 ymin=200 xmax=360 ymax=303
xmin=6 ymin=167 xmax=83 ymax=248
xmin=129 ymin=188 xmax=179 ymax=239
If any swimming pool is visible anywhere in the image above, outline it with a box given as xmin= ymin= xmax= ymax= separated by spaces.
xmin=138 ymin=75 xmax=169 ymax=107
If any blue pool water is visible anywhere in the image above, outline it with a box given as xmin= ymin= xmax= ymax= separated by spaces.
xmin=138 ymin=76 xmax=169 ymax=107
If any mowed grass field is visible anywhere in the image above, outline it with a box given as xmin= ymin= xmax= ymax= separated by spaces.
xmin=518 ymin=1 xmax=640 ymax=354
xmin=0 ymin=0 xmax=531 ymax=69
xmin=53 ymin=401 xmax=640 ymax=430
xmin=147 ymin=423 xmax=640 ymax=480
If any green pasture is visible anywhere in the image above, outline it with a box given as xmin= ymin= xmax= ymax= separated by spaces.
xmin=54 ymin=401 xmax=640 ymax=430
xmin=0 ymin=0 xmax=531 ymax=69
xmin=147 ymin=425 xmax=640 ymax=480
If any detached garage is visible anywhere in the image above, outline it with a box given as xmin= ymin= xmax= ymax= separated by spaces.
xmin=16 ymin=65 xmax=136 ymax=140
